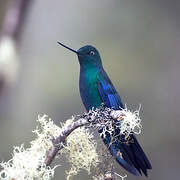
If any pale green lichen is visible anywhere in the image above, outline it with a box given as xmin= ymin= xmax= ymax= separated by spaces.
xmin=98 ymin=106 xmax=142 ymax=138
xmin=119 ymin=105 xmax=142 ymax=136
xmin=61 ymin=119 xmax=99 ymax=180
xmin=0 ymin=115 xmax=60 ymax=180
xmin=0 ymin=115 xmax=99 ymax=180
xmin=0 ymin=106 xmax=142 ymax=180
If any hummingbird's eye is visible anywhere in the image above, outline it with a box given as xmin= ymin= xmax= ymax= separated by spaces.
xmin=89 ymin=50 xmax=95 ymax=55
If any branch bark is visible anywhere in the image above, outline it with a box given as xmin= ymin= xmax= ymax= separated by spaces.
xmin=44 ymin=118 xmax=89 ymax=166
xmin=44 ymin=108 xmax=122 ymax=179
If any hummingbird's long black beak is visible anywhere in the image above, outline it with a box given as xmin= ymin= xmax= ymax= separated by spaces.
xmin=57 ymin=41 xmax=78 ymax=54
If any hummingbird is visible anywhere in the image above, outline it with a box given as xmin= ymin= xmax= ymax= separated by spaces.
xmin=58 ymin=42 xmax=152 ymax=176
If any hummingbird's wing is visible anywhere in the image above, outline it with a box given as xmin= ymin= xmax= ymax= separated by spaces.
xmin=97 ymin=71 xmax=124 ymax=110
xmin=97 ymin=69 xmax=152 ymax=176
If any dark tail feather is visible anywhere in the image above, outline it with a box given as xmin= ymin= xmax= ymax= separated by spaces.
xmin=109 ymin=144 xmax=140 ymax=176
xmin=131 ymin=135 xmax=152 ymax=170
xmin=104 ymin=134 xmax=152 ymax=176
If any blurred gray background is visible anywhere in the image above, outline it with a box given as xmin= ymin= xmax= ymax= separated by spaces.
xmin=0 ymin=0 xmax=179 ymax=179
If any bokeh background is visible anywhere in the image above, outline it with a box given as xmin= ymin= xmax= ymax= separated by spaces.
xmin=0 ymin=0 xmax=179 ymax=179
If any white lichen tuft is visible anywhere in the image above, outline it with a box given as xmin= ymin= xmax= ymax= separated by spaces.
xmin=61 ymin=119 xmax=99 ymax=180
xmin=0 ymin=115 xmax=60 ymax=180
xmin=110 ymin=105 xmax=142 ymax=137
xmin=0 ymin=106 xmax=143 ymax=180
xmin=119 ymin=105 xmax=142 ymax=136
xmin=0 ymin=37 xmax=19 ymax=85
xmin=0 ymin=115 xmax=99 ymax=180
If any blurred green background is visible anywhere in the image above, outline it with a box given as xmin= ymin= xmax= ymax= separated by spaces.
xmin=0 ymin=0 xmax=179 ymax=179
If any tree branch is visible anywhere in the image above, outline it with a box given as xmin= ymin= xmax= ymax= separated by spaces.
xmin=0 ymin=107 xmax=136 ymax=179
xmin=44 ymin=108 xmax=125 ymax=179
xmin=44 ymin=118 xmax=89 ymax=166
xmin=43 ymin=106 xmax=139 ymax=179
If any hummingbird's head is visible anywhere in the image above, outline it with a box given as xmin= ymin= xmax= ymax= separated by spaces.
xmin=57 ymin=42 xmax=102 ymax=69
xmin=77 ymin=45 xmax=102 ymax=68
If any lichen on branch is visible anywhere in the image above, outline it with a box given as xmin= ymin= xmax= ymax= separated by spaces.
xmin=0 ymin=106 xmax=142 ymax=180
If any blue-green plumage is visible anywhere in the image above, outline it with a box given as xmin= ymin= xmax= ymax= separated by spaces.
xmin=58 ymin=42 xmax=152 ymax=176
